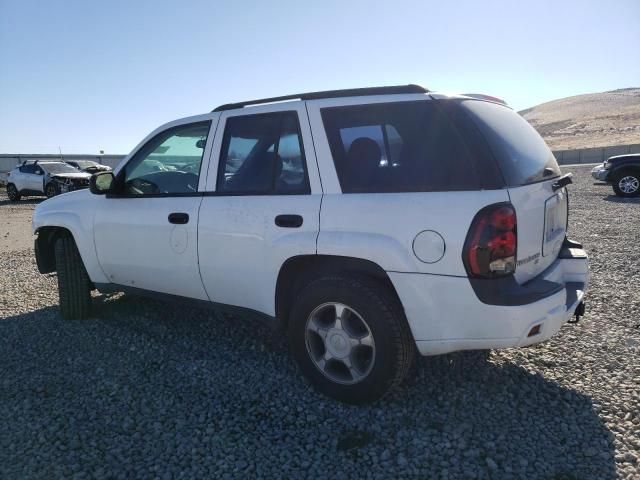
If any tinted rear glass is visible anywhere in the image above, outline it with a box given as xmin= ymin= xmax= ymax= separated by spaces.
xmin=321 ymin=101 xmax=482 ymax=193
xmin=459 ymin=100 xmax=561 ymax=186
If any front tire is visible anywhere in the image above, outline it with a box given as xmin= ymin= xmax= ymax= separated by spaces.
xmin=45 ymin=182 xmax=58 ymax=198
xmin=612 ymin=170 xmax=640 ymax=197
xmin=54 ymin=235 xmax=92 ymax=319
xmin=288 ymin=275 xmax=415 ymax=404
xmin=6 ymin=184 xmax=20 ymax=201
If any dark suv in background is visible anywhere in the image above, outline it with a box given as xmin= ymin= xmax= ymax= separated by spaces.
xmin=596 ymin=154 xmax=640 ymax=197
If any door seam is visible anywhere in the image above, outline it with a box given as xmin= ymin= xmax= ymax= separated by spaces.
xmin=304 ymin=101 xmax=323 ymax=255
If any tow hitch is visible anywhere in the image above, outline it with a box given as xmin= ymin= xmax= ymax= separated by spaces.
xmin=568 ymin=301 xmax=586 ymax=324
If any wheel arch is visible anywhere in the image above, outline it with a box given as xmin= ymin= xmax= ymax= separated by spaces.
xmin=275 ymin=254 xmax=404 ymax=328
xmin=32 ymin=203 xmax=109 ymax=283
xmin=34 ymin=226 xmax=73 ymax=273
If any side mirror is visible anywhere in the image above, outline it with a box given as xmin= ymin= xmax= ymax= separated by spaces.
xmin=36 ymin=169 xmax=44 ymax=175
xmin=90 ymin=171 xmax=116 ymax=195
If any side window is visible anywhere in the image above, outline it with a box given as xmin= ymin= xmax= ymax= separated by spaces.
xmin=20 ymin=164 xmax=36 ymax=174
xmin=339 ymin=125 xmax=403 ymax=168
xmin=122 ymin=121 xmax=211 ymax=195
xmin=217 ymin=112 xmax=309 ymax=195
xmin=321 ymin=101 xmax=480 ymax=193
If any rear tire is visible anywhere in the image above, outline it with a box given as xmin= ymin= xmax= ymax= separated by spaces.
xmin=54 ymin=235 xmax=92 ymax=319
xmin=612 ymin=170 xmax=640 ymax=197
xmin=288 ymin=275 xmax=415 ymax=404
xmin=6 ymin=184 xmax=20 ymax=201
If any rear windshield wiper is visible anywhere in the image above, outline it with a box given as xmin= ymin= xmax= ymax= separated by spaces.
xmin=552 ymin=173 xmax=573 ymax=191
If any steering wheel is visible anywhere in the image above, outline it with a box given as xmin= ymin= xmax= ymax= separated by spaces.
xmin=183 ymin=172 xmax=199 ymax=192
xmin=127 ymin=177 xmax=162 ymax=195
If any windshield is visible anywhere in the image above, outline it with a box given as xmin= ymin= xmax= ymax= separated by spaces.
xmin=41 ymin=163 xmax=82 ymax=174
xmin=459 ymin=100 xmax=561 ymax=186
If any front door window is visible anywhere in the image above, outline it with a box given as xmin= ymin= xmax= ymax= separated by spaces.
xmin=123 ymin=121 xmax=211 ymax=195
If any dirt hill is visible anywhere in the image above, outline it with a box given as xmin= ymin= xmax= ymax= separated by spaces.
xmin=520 ymin=88 xmax=640 ymax=150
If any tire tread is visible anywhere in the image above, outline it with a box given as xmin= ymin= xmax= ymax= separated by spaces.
xmin=54 ymin=235 xmax=91 ymax=319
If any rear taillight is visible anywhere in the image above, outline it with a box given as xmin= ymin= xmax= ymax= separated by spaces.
xmin=463 ymin=203 xmax=517 ymax=278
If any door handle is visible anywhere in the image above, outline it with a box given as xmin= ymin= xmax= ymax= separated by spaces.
xmin=275 ymin=214 xmax=303 ymax=228
xmin=168 ymin=212 xmax=189 ymax=224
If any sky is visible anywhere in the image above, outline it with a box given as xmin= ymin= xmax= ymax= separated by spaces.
xmin=1 ymin=0 xmax=639 ymax=154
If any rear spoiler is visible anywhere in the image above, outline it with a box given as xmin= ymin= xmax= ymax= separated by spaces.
xmin=461 ymin=93 xmax=509 ymax=107
xmin=552 ymin=173 xmax=573 ymax=191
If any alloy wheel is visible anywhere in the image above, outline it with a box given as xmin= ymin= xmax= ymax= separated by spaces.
xmin=618 ymin=176 xmax=639 ymax=194
xmin=305 ymin=302 xmax=376 ymax=385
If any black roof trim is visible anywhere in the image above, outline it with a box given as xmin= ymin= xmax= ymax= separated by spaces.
xmin=212 ymin=84 xmax=428 ymax=112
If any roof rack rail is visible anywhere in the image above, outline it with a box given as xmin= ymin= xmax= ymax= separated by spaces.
xmin=212 ymin=84 xmax=428 ymax=112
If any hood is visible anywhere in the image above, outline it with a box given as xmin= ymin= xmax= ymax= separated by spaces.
xmin=50 ymin=172 xmax=92 ymax=180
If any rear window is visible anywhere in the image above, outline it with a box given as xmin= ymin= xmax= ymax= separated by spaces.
xmin=459 ymin=100 xmax=561 ymax=186
xmin=321 ymin=101 xmax=482 ymax=193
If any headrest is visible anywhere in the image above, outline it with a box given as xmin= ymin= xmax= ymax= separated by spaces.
xmin=347 ymin=137 xmax=382 ymax=165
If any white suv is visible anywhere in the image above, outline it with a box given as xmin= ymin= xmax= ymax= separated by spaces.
xmin=32 ymin=85 xmax=589 ymax=403
xmin=7 ymin=161 xmax=91 ymax=200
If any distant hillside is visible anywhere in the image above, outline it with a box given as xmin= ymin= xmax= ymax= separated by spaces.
xmin=520 ymin=88 xmax=640 ymax=150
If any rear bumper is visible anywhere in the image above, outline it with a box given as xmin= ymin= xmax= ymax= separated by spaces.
xmin=389 ymin=243 xmax=589 ymax=356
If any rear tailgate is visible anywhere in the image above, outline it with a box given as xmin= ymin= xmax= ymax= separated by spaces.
xmin=458 ymin=98 xmax=568 ymax=283
xmin=508 ymin=181 xmax=568 ymax=283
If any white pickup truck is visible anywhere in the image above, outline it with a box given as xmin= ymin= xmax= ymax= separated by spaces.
xmin=33 ymin=85 xmax=589 ymax=403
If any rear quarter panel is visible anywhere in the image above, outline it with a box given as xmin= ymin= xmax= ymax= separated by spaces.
xmin=317 ymin=190 xmax=509 ymax=275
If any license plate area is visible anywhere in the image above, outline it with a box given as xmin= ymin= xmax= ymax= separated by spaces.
xmin=543 ymin=189 xmax=568 ymax=257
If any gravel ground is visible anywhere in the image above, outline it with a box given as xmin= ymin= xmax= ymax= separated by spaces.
xmin=1 ymin=166 xmax=638 ymax=479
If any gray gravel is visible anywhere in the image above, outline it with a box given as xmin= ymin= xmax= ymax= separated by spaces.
xmin=1 ymin=166 xmax=639 ymax=479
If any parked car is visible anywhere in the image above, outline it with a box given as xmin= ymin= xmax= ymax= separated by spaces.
xmin=6 ymin=161 xmax=92 ymax=201
xmin=65 ymin=160 xmax=112 ymax=174
xmin=591 ymin=163 xmax=607 ymax=182
xmin=32 ymin=85 xmax=589 ymax=403
xmin=592 ymin=154 xmax=640 ymax=197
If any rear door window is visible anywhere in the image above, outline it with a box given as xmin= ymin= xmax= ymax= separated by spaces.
xmin=217 ymin=111 xmax=310 ymax=195
xmin=320 ymin=101 xmax=481 ymax=193
xmin=459 ymin=100 xmax=561 ymax=186
xmin=19 ymin=164 xmax=37 ymax=174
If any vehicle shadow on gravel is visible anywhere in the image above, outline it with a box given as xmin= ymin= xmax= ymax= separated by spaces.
xmin=1 ymin=296 xmax=617 ymax=479
xmin=602 ymin=195 xmax=640 ymax=203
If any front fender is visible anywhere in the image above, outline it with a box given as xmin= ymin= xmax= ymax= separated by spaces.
xmin=32 ymin=191 xmax=108 ymax=283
